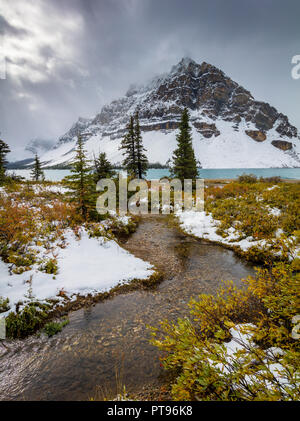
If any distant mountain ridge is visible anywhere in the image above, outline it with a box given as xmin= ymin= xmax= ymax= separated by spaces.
xmin=8 ymin=138 xmax=56 ymax=169
xmin=40 ymin=57 xmax=300 ymax=168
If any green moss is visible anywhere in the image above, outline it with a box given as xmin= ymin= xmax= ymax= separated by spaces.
xmin=44 ymin=319 xmax=69 ymax=337
xmin=9 ymin=252 xmax=36 ymax=271
xmin=0 ymin=297 xmax=10 ymax=313
xmin=39 ymin=258 xmax=58 ymax=274
xmin=6 ymin=302 xmax=51 ymax=339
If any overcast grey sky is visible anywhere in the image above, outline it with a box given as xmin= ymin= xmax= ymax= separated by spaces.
xmin=0 ymin=0 xmax=299 ymax=160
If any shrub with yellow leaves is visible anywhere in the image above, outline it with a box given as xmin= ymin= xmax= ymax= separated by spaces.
xmin=150 ymin=258 xmax=300 ymax=401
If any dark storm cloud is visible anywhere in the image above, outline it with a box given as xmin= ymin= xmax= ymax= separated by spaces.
xmin=0 ymin=0 xmax=299 ymax=159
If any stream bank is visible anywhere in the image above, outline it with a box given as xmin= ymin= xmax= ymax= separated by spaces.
xmin=0 ymin=215 xmax=255 ymax=401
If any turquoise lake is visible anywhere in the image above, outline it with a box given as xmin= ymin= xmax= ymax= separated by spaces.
xmin=7 ymin=168 xmax=300 ymax=181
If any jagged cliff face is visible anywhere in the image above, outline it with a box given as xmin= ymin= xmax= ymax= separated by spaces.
xmin=41 ymin=57 xmax=300 ymax=168
xmin=58 ymin=117 xmax=93 ymax=144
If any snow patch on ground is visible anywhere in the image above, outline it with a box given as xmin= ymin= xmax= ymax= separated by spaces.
xmin=268 ymin=207 xmax=281 ymax=217
xmin=216 ymin=325 xmax=295 ymax=391
xmin=32 ymin=184 xmax=70 ymax=194
xmin=176 ymin=210 xmax=264 ymax=251
xmin=0 ymin=229 xmax=153 ymax=315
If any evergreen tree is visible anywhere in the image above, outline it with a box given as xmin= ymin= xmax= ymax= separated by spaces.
xmin=171 ymin=108 xmax=198 ymax=181
xmin=30 ymin=154 xmax=44 ymax=181
xmin=63 ymin=135 xmax=93 ymax=220
xmin=0 ymin=137 xmax=11 ymax=185
xmin=119 ymin=116 xmax=137 ymax=177
xmin=93 ymin=152 xmax=116 ymax=182
xmin=119 ymin=113 xmax=149 ymax=179
xmin=134 ymin=112 xmax=148 ymax=179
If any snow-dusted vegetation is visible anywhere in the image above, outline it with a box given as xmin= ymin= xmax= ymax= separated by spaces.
xmin=150 ymin=178 xmax=300 ymax=401
xmin=177 ymin=178 xmax=300 ymax=262
xmin=0 ymin=182 xmax=155 ymax=337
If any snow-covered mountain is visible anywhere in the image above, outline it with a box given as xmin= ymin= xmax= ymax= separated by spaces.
xmin=40 ymin=57 xmax=300 ymax=168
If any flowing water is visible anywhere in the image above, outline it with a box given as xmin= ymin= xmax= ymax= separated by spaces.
xmin=0 ymin=216 xmax=255 ymax=401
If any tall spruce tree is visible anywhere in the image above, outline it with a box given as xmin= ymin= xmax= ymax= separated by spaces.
xmin=93 ymin=152 xmax=115 ymax=182
xmin=119 ymin=116 xmax=137 ymax=177
xmin=31 ymin=154 xmax=44 ymax=181
xmin=63 ymin=135 xmax=93 ymax=220
xmin=134 ymin=112 xmax=148 ymax=179
xmin=0 ymin=137 xmax=11 ymax=185
xmin=119 ymin=114 xmax=148 ymax=179
xmin=171 ymin=108 xmax=198 ymax=181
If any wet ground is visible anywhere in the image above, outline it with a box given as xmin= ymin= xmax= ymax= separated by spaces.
xmin=0 ymin=216 xmax=255 ymax=400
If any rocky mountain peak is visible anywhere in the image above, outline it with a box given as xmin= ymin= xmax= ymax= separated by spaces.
xmin=58 ymin=57 xmax=299 ymax=142
xmin=170 ymin=56 xmax=197 ymax=73
xmin=46 ymin=57 xmax=299 ymax=168
xmin=58 ymin=116 xmax=93 ymax=144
